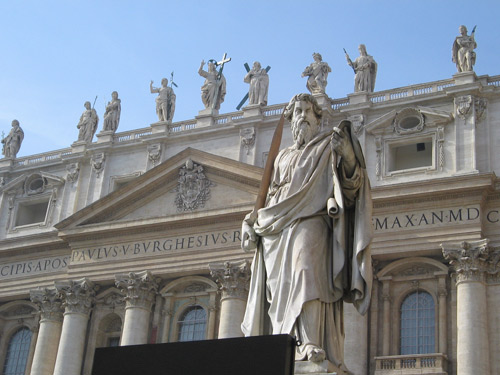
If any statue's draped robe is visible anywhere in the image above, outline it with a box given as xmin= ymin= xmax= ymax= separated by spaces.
xmin=241 ymin=129 xmax=372 ymax=366
xmin=352 ymin=55 xmax=377 ymax=93
xmin=452 ymin=35 xmax=477 ymax=72
xmin=3 ymin=126 xmax=24 ymax=158
xmin=103 ymin=99 xmax=121 ymax=132
xmin=78 ymin=109 xmax=98 ymax=143
xmin=245 ymin=69 xmax=269 ymax=106
xmin=200 ymin=70 xmax=226 ymax=110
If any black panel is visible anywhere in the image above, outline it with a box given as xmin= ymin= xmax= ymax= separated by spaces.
xmin=92 ymin=334 xmax=296 ymax=375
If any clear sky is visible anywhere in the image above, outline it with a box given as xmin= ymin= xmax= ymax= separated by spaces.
xmin=1 ymin=0 xmax=499 ymax=157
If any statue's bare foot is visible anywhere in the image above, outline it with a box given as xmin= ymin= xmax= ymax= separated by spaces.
xmin=307 ymin=347 xmax=326 ymax=363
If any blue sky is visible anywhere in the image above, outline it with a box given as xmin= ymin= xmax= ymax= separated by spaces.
xmin=1 ymin=0 xmax=499 ymax=157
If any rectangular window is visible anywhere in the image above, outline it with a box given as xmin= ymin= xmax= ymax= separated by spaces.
xmin=15 ymin=200 xmax=50 ymax=227
xmin=388 ymin=139 xmax=433 ymax=172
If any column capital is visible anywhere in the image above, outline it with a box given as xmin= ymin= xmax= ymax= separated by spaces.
xmin=209 ymin=260 xmax=251 ymax=300
xmin=30 ymin=287 xmax=64 ymax=322
xmin=115 ymin=270 xmax=158 ymax=311
xmin=442 ymin=239 xmax=500 ymax=284
xmin=55 ymin=278 xmax=96 ymax=315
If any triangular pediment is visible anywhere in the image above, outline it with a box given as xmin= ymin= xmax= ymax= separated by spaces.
xmin=55 ymin=148 xmax=262 ymax=238
xmin=366 ymin=106 xmax=453 ymax=135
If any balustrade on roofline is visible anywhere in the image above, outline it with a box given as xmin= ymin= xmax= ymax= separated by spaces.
xmin=14 ymin=148 xmax=72 ymax=167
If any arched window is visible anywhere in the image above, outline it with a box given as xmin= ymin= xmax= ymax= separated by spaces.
xmin=400 ymin=290 xmax=435 ymax=355
xmin=177 ymin=305 xmax=207 ymax=342
xmin=3 ymin=327 xmax=32 ymax=375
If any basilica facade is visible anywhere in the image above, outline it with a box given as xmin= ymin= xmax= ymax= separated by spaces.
xmin=0 ymin=69 xmax=499 ymax=375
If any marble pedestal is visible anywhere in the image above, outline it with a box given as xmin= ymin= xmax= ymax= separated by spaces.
xmin=295 ymin=360 xmax=344 ymax=375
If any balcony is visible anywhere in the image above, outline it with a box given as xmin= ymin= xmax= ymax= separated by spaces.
xmin=375 ymin=353 xmax=447 ymax=374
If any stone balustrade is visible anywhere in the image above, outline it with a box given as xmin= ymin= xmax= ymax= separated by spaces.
xmin=374 ymin=353 xmax=448 ymax=374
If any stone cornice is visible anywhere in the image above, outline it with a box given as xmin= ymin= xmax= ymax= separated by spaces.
xmin=30 ymin=287 xmax=64 ymax=322
xmin=442 ymin=239 xmax=500 ymax=284
xmin=55 ymin=278 xmax=96 ymax=315
xmin=209 ymin=260 xmax=250 ymax=300
xmin=115 ymin=270 xmax=159 ymax=311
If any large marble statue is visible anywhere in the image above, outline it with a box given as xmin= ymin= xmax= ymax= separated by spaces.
xmin=77 ymin=101 xmax=99 ymax=143
xmin=452 ymin=25 xmax=477 ymax=73
xmin=150 ymin=78 xmax=176 ymax=123
xmin=241 ymin=93 xmax=372 ymax=371
xmin=102 ymin=91 xmax=121 ymax=132
xmin=198 ymin=60 xmax=226 ymax=110
xmin=301 ymin=53 xmax=331 ymax=95
xmin=2 ymin=120 xmax=24 ymax=158
xmin=346 ymin=44 xmax=377 ymax=93
xmin=244 ymin=62 xmax=269 ymax=106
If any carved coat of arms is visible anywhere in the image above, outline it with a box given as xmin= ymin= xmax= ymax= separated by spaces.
xmin=174 ymin=159 xmax=214 ymax=211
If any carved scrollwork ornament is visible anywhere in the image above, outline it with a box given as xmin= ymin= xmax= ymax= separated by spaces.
xmin=240 ymin=128 xmax=256 ymax=155
xmin=147 ymin=144 xmax=162 ymax=167
xmin=455 ymin=95 xmax=473 ymax=120
xmin=394 ymin=108 xmax=424 ymax=135
xmin=347 ymin=114 xmax=364 ymax=136
xmin=66 ymin=163 xmax=80 ymax=184
xmin=91 ymin=153 xmax=106 ymax=177
xmin=475 ymin=97 xmax=487 ymax=122
xmin=174 ymin=159 xmax=215 ymax=212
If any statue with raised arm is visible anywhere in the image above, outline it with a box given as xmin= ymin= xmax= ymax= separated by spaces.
xmin=452 ymin=25 xmax=477 ymax=73
xmin=241 ymin=93 xmax=372 ymax=373
xmin=2 ymin=120 xmax=24 ymax=158
xmin=301 ymin=53 xmax=331 ymax=95
xmin=244 ymin=61 xmax=269 ymax=106
xmin=346 ymin=44 xmax=377 ymax=93
xmin=77 ymin=101 xmax=99 ymax=143
xmin=198 ymin=60 xmax=226 ymax=110
xmin=150 ymin=78 xmax=176 ymax=123
xmin=102 ymin=91 xmax=121 ymax=133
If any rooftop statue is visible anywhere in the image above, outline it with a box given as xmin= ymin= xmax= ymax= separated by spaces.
xmin=345 ymin=44 xmax=377 ymax=93
xmin=452 ymin=25 xmax=477 ymax=73
xmin=241 ymin=93 xmax=373 ymax=372
xmin=301 ymin=53 xmax=331 ymax=95
xmin=198 ymin=59 xmax=227 ymax=111
xmin=244 ymin=61 xmax=269 ymax=106
xmin=150 ymin=78 xmax=176 ymax=123
xmin=2 ymin=120 xmax=24 ymax=159
xmin=77 ymin=101 xmax=99 ymax=143
xmin=102 ymin=91 xmax=121 ymax=133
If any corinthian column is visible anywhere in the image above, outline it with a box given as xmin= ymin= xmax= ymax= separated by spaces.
xmin=116 ymin=270 xmax=158 ymax=346
xmin=210 ymin=260 xmax=250 ymax=338
xmin=53 ymin=278 xmax=96 ymax=375
xmin=30 ymin=288 xmax=64 ymax=375
xmin=442 ymin=239 xmax=493 ymax=375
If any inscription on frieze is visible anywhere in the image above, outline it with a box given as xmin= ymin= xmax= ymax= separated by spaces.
xmin=0 ymin=255 xmax=70 ymax=280
xmin=71 ymin=229 xmax=241 ymax=265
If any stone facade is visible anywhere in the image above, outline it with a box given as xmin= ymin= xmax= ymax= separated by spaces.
xmin=0 ymin=71 xmax=500 ymax=375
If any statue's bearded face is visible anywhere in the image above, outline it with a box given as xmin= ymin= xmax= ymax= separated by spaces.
xmin=291 ymin=100 xmax=320 ymax=148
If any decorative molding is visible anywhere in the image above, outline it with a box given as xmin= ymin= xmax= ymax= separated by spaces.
xmin=183 ymin=283 xmax=208 ymax=293
xmin=393 ymin=108 xmax=424 ymax=135
xmin=375 ymin=136 xmax=382 ymax=180
xmin=173 ymin=159 xmax=215 ymax=212
xmin=400 ymin=265 xmax=431 ymax=277
xmin=30 ymin=288 xmax=64 ymax=322
xmin=209 ymin=260 xmax=251 ymax=300
xmin=55 ymin=278 xmax=96 ymax=315
xmin=240 ymin=127 xmax=256 ymax=155
xmin=437 ymin=126 xmax=445 ymax=171
xmin=115 ymin=270 xmax=158 ymax=311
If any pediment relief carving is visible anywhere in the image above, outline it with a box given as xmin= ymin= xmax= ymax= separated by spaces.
xmin=377 ymin=257 xmax=448 ymax=279
xmin=366 ymin=106 xmax=453 ymax=136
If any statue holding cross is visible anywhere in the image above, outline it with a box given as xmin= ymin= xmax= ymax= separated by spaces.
xmin=198 ymin=53 xmax=231 ymax=111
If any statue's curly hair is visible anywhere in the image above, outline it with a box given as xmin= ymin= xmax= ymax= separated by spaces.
xmin=283 ymin=93 xmax=322 ymax=122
